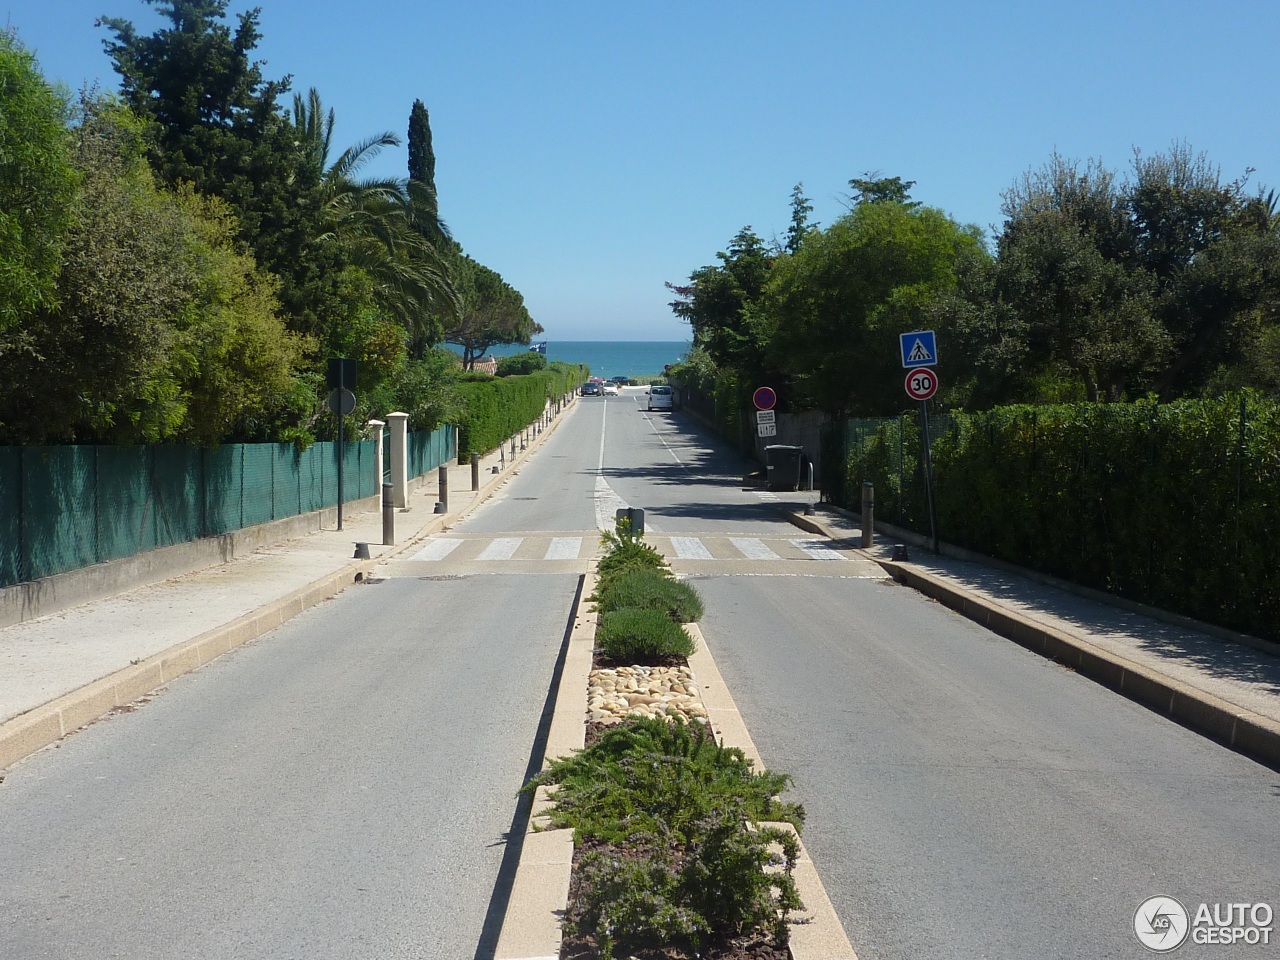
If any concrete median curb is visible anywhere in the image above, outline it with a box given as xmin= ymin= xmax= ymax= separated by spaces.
xmin=493 ymin=578 xmax=859 ymax=960
xmin=784 ymin=508 xmax=1280 ymax=773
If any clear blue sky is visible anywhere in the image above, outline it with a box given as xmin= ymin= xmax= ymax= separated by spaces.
xmin=7 ymin=1 xmax=1280 ymax=341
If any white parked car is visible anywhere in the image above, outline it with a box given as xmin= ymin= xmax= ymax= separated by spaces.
xmin=602 ymin=381 xmax=619 ymax=396
xmin=646 ymin=384 xmax=673 ymax=411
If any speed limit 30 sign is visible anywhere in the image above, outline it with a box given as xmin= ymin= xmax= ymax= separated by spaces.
xmin=904 ymin=368 xmax=938 ymax=401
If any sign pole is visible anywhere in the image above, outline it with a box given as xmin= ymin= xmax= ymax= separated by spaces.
xmin=337 ymin=401 xmax=345 ymax=531
xmin=919 ymin=399 xmax=938 ymax=554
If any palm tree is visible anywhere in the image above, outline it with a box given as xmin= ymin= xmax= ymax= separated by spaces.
xmin=290 ymin=88 xmax=457 ymax=343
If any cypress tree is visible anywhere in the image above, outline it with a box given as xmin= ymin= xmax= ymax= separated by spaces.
xmin=408 ymin=99 xmax=436 ymax=192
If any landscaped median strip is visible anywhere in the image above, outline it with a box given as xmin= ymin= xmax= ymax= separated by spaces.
xmin=493 ymin=572 xmax=859 ymax=960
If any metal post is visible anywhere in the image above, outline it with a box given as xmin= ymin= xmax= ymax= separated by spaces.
xmin=471 ymin=452 xmax=480 ymax=491
xmin=382 ymin=483 xmax=395 ymax=545
xmin=336 ymin=408 xmax=345 ymax=531
xmin=919 ymin=400 xmax=939 ymax=554
xmin=861 ymin=482 xmax=875 ymax=549
xmin=438 ymin=464 xmax=448 ymax=513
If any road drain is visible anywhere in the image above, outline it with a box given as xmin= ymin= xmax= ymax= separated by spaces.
xmin=418 ymin=575 xmax=467 ymax=582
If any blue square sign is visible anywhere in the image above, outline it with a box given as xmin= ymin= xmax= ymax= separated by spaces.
xmin=900 ymin=330 xmax=938 ymax=368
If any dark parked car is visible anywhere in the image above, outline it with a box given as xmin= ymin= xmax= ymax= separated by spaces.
xmin=580 ymin=381 xmax=602 ymax=396
xmin=611 ymin=376 xmax=630 ymax=386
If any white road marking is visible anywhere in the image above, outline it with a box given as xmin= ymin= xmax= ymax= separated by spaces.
xmin=671 ymin=537 xmax=714 ymax=560
xmin=408 ymin=539 xmax=463 ymax=562
xmin=790 ymin=538 xmax=850 ymax=561
xmin=545 ymin=537 xmax=583 ymax=560
xmin=730 ymin=537 xmax=780 ymax=560
xmin=757 ymin=491 xmax=781 ymax=502
xmin=476 ymin=537 xmax=523 ymax=561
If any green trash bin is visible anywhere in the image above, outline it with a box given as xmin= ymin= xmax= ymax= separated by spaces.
xmin=764 ymin=445 xmax=804 ymax=491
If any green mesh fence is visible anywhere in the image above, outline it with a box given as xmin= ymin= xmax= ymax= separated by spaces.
xmin=22 ymin=447 xmax=96 ymax=582
xmin=1 ymin=426 xmax=454 ymax=589
xmin=408 ymin=427 xmax=455 ymax=479
xmin=0 ymin=448 xmax=20 ymax=585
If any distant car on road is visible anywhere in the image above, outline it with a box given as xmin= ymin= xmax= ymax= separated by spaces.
xmin=611 ymin=376 xmax=630 ymax=386
xmin=602 ymin=381 xmax=619 ymax=396
xmin=646 ymin=384 xmax=673 ymax=411
xmin=580 ymin=381 xmax=601 ymax=396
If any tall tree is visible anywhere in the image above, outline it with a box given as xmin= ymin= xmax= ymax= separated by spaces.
xmin=290 ymin=88 xmax=457 ymax=349
xmin=848 ymin=174 xmax=920 ymax=209
xmin=406 ymin=99 xmax=448 ymax=246
xmin=444 ymin=253 xmax=540 ymax=369
xmin=1128 ymin=145 xmax=1280 ymax=396
xmin=668 ymin=227 xmax=773 ymax=371
xmin=785 ymin=183 xmax=814 ymax=253
xmin=0 ymin=96 xmax=305 ymax=444
xmin=408 ymin=99 xmax=436 ymax=192
xmin=764 ymin=202 xmax=986 ymax=415
xmin=97 ymin=1 xmax=336 ymax=334
xmin=0 ymin=33 xmax=78 ymax=332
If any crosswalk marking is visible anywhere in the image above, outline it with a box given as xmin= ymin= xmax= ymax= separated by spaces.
xmin=408 ymin=539 xmax=463 ymax=562
xmin=729 ymin=537 xmax=780 ymax=560
xmin=404 ymin=534 xmax=856 ymax=565
xmin=476 ymin=537 xmax=523 ymax=561
xmin=671 ymin=536 xmax=714 ymax=560
xmin=545 ymin=537 xmax=582 ymax=560
xmin=790 ymin=538 xmax=850 ymax=561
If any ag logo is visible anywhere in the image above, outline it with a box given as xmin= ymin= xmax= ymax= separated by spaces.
xmin=1135 ymin=896 xmax=1190 ymax=952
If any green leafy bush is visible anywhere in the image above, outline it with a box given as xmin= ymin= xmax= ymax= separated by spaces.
xmin=594 ymin=566 xmax=704 ymax=624
xmin=524 ymin=717 xmax=803 ymax=956
xmin=596 ymin=607 xmax=696 ymax=661
xmin=595 ymin=526 xmax=669 ymax=590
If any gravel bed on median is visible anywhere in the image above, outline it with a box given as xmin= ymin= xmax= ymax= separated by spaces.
xmin=587 ymin=664 xmax=709 ymax=725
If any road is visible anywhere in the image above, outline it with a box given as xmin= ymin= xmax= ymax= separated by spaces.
xmin=2 ymin=389 xmax=1276 ymax=959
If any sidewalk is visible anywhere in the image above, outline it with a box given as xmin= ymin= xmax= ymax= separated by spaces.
xmin=0 ymin=405 xmax=572 ymax=770
xmin=782 ymin=498 xmax=1280 ymax=771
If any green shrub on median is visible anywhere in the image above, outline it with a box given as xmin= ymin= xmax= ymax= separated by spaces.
xmin=594 ymin=565 xmax=704 ymax=624
xmin=522 ymin=716 xmax=804 ymax=957
xmin=597 ymin=607 xmax=696 ymax=661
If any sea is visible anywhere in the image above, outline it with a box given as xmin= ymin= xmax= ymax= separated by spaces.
xmin=464 ymin=341 xmax=691 ymax=380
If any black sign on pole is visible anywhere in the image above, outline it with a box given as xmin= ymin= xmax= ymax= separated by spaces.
xmin=328 ymin=358 xmax=357 ymax=530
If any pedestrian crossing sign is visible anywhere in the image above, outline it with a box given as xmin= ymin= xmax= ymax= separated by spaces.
xmin=900 ymin=330 xmax=938 ymax=368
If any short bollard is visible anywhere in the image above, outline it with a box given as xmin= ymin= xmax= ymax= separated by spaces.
xmin=438 ymin=464 xmax=449 ymax=513
xmin=353 ymin=542 xmax=371 ymax=559
xmin=861 ymin=482 xmax=875 ymax=549
xmin=381 ymin=483 xmax=394 ymax=546
xmin=471 ymin=452 xmax=480 ymax=491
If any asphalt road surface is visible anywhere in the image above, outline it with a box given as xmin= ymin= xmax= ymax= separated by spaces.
xmin=3 ymin=391 xmax=1276 ymax=959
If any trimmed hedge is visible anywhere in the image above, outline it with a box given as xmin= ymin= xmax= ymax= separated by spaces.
xmin=594 ymin=566 xmax=705 ymax=624
xmin=455 ymin=363 xmax=586 ymax=460
xmin=844 ymin=393 xmax=1280 ymax=640
xmin=597 ymin=607 xmax=697 ymax=661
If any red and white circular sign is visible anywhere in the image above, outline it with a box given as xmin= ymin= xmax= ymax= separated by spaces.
xmin=904 ymin=368 xmax=938 ymax=401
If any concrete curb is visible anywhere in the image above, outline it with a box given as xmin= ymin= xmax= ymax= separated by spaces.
xmin=783 ymin=509 xmax=1280 ymax=773
xmin=493 ymin=579 xmax=859 ymax=959
xmin=0 ymin=400 xmax=578 ymax=773
xmin=493 ymin=569 xmax=595 ymax=960
xmin=0 ymin=557 xmax=376 ymax=770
